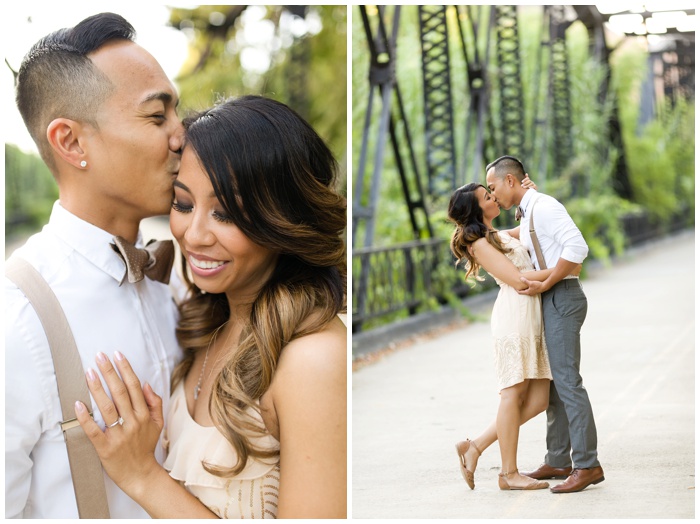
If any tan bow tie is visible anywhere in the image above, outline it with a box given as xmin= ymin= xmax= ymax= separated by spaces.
xmin=515 ymin=206 xmax=524 ymax=222
xmin=111 ymin=236 xmax=175 ymax=286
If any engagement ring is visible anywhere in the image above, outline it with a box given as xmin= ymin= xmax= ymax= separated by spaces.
xmin=106 ymin=417 xmax=124 ymax=428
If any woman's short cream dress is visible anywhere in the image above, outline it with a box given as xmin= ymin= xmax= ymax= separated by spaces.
xmin=489 ymin=231 xmax=552 ymax=391
xmin=162 ymin=382 xmax=280 ymax=518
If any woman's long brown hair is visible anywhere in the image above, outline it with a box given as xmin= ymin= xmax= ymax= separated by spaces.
xmin=447 ymin=183 xmax=510 ymax=282
xmin=172 ymin=96 xmax=346 ymax=476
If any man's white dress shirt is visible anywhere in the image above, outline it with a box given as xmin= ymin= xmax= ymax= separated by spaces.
xmin=518 ymin=189 xmax=589 ymax=270
xmin=5 ymin=201 xmax=183 ymax=518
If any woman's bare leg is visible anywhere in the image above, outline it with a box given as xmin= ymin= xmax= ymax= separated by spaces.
xmin=497 ymin=381 xmax=529 ymax=475
xmin=519 ymin=378 xmax=550 ymax=423
xmin=464 ymin=379 xmax=550 ymax=473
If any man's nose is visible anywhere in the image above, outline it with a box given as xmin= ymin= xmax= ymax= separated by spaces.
xmin=170 ymin=122 xmax=185 ymax=154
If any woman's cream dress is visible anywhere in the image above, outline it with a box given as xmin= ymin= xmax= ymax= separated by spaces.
xmin=162 ymin=382 xmax=280 ymax=518
xmin=489 ymin=231 xmax=552 ymax=391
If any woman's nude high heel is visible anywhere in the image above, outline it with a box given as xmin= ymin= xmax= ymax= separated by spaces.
xmin=498 ymin=469 xmax=549 ymax=490
xmin=455 ymin=439 xmax=482 ymax=490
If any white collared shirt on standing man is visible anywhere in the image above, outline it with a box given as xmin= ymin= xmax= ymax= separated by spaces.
xmin=518 ymin=189 xmax=589 ymax=270
xmin=5 ymin=201 xmax=183 ymax=518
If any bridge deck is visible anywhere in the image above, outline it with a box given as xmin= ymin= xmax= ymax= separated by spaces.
xmin=352 ymin=230 xmax=695 ymax=518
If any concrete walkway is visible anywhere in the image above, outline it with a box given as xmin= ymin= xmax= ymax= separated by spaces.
xmin=352 ymin=230 xmax=695 ymax=518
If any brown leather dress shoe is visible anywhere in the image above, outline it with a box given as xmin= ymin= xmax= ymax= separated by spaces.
xmin=521 ymin=463 xmax=572 ymax=480
xmin=550 ymin=466 xmax=605 ymax=493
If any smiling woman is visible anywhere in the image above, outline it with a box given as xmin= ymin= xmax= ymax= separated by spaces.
xmin=74 ymin=95 xmax=348 ymax=519
xmin=170 ymin=149 xmax=279 ymax=293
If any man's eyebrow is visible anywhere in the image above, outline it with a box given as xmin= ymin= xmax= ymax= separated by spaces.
xmin=140 ymin=91 xmax=178 ymax=107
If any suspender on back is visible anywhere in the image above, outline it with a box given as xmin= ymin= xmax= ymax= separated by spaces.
xmin=5 ymin=257 xmax=110 ymax=519
xmin=528 ymin=197 xmax=547 ymax=270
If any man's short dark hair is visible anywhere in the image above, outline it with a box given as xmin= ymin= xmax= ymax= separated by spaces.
xmin=486 ymin=155 xmax=526 ymax=182
xmin=15 ymin=13 xmax=136 ymax=172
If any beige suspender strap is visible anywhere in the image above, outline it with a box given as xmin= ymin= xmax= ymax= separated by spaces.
xmin=528 ymin=198 xmax=548 ymax=270
xmin=5 ymin=257 xmax=111 ymax=519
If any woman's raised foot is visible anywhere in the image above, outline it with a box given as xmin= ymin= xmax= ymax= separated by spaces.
xmin=455 ymin=439 xmax=482 ymax=490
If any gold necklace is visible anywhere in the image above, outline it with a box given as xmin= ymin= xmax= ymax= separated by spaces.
xmin=193 ymin=323 xmax=227 ymax=401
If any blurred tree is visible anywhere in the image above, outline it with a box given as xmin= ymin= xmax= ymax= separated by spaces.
xmin=5 ymin=144 xmax=58 ymax=238
xmin=168 ymin=5 xmax=347 ymax=187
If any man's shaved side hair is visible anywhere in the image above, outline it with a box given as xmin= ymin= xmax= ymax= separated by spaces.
xmin=15 ymin=13 xmax=136 ymax=173
xmin=486 ymin=155 xmax=526 ymax=182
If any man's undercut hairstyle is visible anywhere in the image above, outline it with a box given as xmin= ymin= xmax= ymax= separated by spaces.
xmin=486 ymin=155 xmax=526 ymax=182
xmin=15 ymin=13 xmax=136 ymax=172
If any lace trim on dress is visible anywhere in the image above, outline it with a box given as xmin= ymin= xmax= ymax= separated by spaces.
xmin=493 ymin=333 xmax=552 ymax=390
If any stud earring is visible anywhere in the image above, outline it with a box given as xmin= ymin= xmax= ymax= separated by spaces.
xmin=80 ymin=161 xmax=87 ymax=168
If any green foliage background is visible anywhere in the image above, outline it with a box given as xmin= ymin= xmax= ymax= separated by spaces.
xmin=352 ymin=5 xmax=694 ymax=253
xmin=5 ymin=144 xmax=58 ymax=235
xmin=352 ymin=6 xmax=694 ymax=328
xmin=170 ymin=5 xmax=347 ymax=169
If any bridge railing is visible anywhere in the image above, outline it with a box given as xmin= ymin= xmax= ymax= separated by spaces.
xmin=352 ymin=210 xmax=692 ymax=333
xmin=352 ymin=237 xmax=487 ymax=332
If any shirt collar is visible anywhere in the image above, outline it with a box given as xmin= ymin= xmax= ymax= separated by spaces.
xmin=45 ymin=201 xmax=144 ymax=283
xmin=519 ymin=188 xmax=538 ymax=216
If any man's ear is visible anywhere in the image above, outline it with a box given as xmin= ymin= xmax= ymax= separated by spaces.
xmin=46 ymin=118 xmax=88 ymax=170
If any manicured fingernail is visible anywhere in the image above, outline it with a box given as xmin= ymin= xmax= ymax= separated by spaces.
xmin=96 ymin=352 xmax=107 ymax=364
xmin=114 ymin=351 xmax=124 ymax=361
xmin=75 ymin=401 xmax=85 ymax=413
xmin=144 ymin=382 xmax=152 ymax=394
xmin=86 ymin=368 xmax=97 ymax=382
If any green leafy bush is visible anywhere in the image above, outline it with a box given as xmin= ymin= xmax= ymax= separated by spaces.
xmin=566 ymin=195 xmax=643 ymax=265
xmin=5 ymin=144 xmax=58 ymax=238
xmin=612 ymin=44 xmax=695 ymax=224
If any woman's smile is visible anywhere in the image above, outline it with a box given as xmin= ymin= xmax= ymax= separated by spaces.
xmin=170 ymin=148 xmax=279 ymax=298
xmin=187 ymin=252 xmax=230 ymax=276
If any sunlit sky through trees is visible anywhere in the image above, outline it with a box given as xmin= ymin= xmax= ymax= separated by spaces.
xmin=2 ymin=3 xmax=693 ymax=155
xmin=2 ymin=3 xmax=326 ymax=154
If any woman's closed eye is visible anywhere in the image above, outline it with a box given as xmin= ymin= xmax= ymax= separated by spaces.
xmin=212 ymin=210 xmax=234 ymax=224
xmin=172 ymin=200 xmax=192 ymax=213
xmin=172 ymin=200 xmax=234 ymax=224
